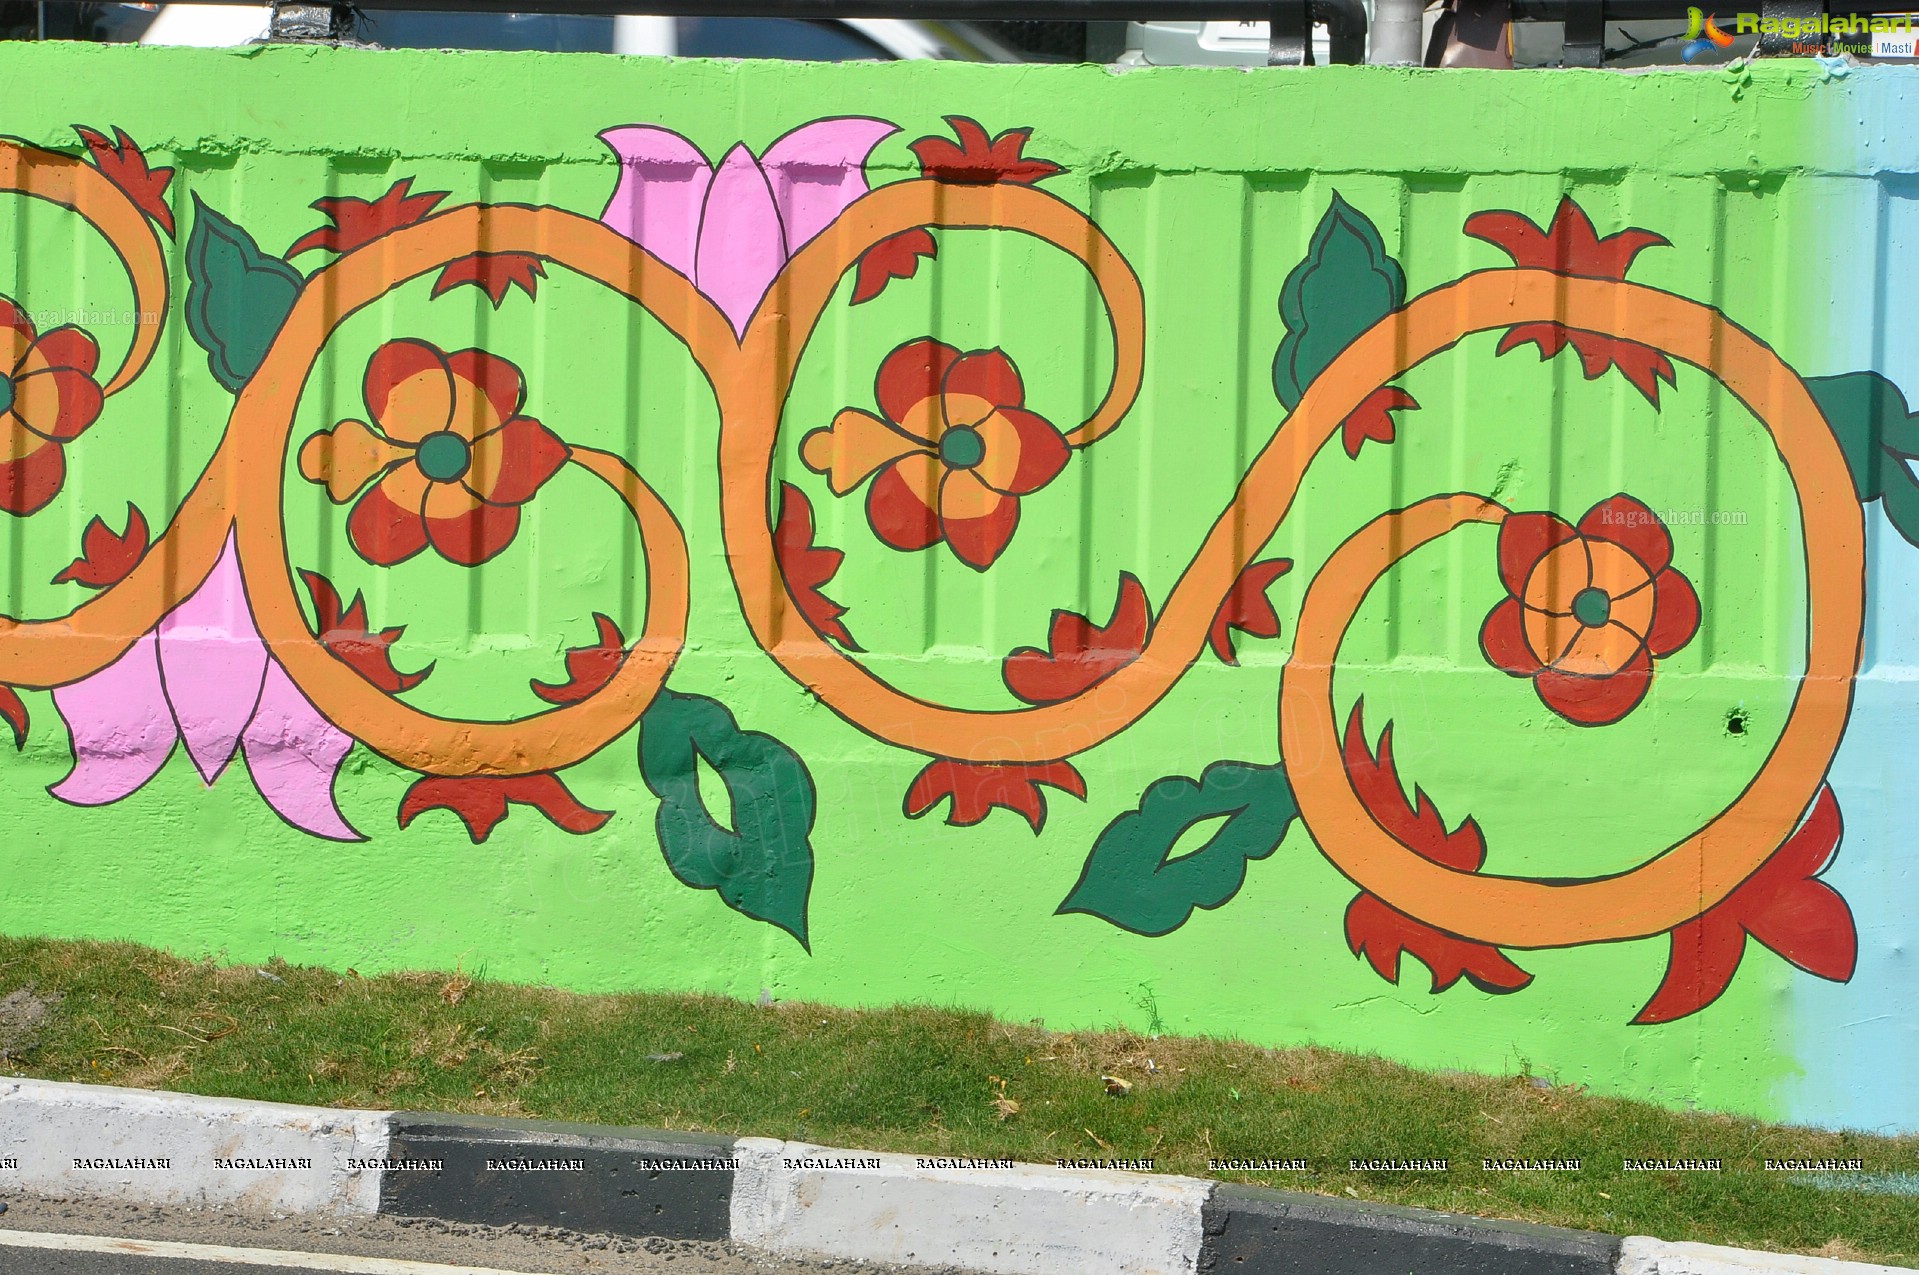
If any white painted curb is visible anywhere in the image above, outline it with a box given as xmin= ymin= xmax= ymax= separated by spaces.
xmin=730 ymin=1137 xmax=1210 ymax=1275
xmin=0 ymin=1077 xmax=390 ymax=1216
xmin=1619 ymin=1238 xmax=1915 ymax=1274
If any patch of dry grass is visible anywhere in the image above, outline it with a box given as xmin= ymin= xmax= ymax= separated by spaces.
xmin=0 ymin=935 xmax=1913 ymax=1266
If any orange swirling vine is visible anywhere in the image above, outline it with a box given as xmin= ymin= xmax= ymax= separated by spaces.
xmin=0 ymin=138 xmax=173 ymax=684
xmin=0 ymin=147 xmax=1862 ymax=954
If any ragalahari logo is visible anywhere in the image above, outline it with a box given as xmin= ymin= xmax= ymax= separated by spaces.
xmin=1683 ymin=7 xmax=1737 ymax=59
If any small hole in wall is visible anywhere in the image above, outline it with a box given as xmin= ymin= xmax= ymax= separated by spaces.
xmin=1725 ymin=708 xmax=1750 ymax=737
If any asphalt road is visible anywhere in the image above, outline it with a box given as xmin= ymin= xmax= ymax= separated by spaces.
xmin=0 ymin=1199 xmax=980 ymax=1275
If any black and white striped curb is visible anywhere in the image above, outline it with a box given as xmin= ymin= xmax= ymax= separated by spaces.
xmin=1 ymin=1079 xmax=1907 ymax=1275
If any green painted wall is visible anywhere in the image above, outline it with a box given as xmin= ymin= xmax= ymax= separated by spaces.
xmin=0 ymin=45 xmax=1908 ymax=1129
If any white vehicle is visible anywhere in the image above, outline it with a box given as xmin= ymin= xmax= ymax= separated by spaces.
xmin=131 ymin=6 xmax=1021 ymax=59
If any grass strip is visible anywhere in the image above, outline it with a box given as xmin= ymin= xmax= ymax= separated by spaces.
xmin=0 ymin=935 xmax=1912 ymax=1267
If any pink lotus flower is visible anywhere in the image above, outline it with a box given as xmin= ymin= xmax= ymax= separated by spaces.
xmin=598 ymin=118 xmax=898 ymax=338
xmin=50 ymin=535 xmax=360 ymax=840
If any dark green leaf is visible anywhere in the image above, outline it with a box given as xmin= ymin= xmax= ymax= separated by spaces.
xmin=1807 ymin=370 xmax=1919 ymax=548
xmin=1273 ymin=193 xmax=1405 ymax=412
xmin=1058 ymin=759 xmax=1296 ymax=937
xmin=638 ymin=689 xmax=815 ymax=949
xmin=184 ymin=195 xmax=303 ymax=393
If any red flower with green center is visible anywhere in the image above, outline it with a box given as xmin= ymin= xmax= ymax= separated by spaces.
xmin=800 ymin=338 xmax=1070 ymax=571
xmin=1479 ymin=494 xmax=1701 ymax=726
xmin=0 ymin=296 xmax=105 ymax=517
xmin=299 ymin=339 xmax=569 ymax=567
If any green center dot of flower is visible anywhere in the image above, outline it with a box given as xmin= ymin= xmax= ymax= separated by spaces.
xmin=1572 ymin=586 xmax=1612 ymax=628
xmin=939 ymin=426 xmax=986 ymax=469
xmin=0 ymin=374 xmax=14 ymax=417
xmin=416 ymin=430 xmax=471 ymax=482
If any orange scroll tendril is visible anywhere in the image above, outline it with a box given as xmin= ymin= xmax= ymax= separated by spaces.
xmin=0 ymin=136 xmax=173 ymax=686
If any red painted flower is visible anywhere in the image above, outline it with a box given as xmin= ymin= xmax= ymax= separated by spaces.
xmin=299 ymin=339 xmax=569 ymax=567
xmin=800 ymin=339 xmax=1069 ymax=571
xmin=1479 ymin=494 xmax=1700 ymax=726
xmin=0 ymin=297 xmax=104 ymax=517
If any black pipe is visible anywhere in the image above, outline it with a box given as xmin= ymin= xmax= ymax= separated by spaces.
xmin=1314 ymin=0 xmax=1368 ymax=63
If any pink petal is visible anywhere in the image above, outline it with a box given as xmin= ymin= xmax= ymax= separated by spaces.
xmin=758 ymin=117 xmax=898 ymax=251
xmin=240 ymin=662 xmax=361 ymax=842
xmin=156 ymin=537 xmax=269 ymax=785
xmin=49 ymin=633 xmax=176 ymax=806
xmin=695 ymin=144 xmax=789 ymax=338
xmin=597 ymin=125 xmax=714 ymax=281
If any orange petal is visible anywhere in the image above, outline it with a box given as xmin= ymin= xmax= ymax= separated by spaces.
xmin=422 ymin=478 xmax=483 ymax=521
xmin=364 ymin=339 xmax=453 ymax=442
xmin=0 ymin=413 xmax=40 ymax=462
xmin=1586 ymin=540 xmax=1654 ymax=605
xmin=1578 ymin=493 xmax=1672 ymax=575
xmin=445 ymin=349 xmax=525 ymax=435
xmin=440 ymin=354 xmax=518 ymax=442
xmin=1523 ymin=606 xmax=1583 ymax=668
xmin=941 ymin=479 xmax=1019 ymax=571
xmin=468 ymin=416 xmax=569 ymax=506
xmin=0 ymin=299 xmax=34 ymax=368
xmin=938 ymin=466 xmax=1006 ymax=521
xmin=377 ymin=459 xmax=430 ymax=512
xmin=800 ymin=409 xmax=926 ymax=495
xmin=1551 ymin=619 xmax=1646 ymax=678
xmin=299 ymin=419 xmax=409 ymax=503
xmin=935 ymin=393 xmax=995 ymax=435
xmin=973 ymin=406 xmax=1068 ymax=496
xmin=1522 ymin=538 xmax=1591 ymax=615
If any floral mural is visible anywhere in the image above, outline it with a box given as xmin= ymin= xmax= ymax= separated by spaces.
xmin=0 ymin=99 xmax=1884 ymax=1048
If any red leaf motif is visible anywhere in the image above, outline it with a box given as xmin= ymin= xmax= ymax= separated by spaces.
xmin=852 ymin=229 xmax=937 ymax=305
xmin=1344 ymin=893 xmax=1534 ymax=995
xmin=531 ymin=613 xmax=627 ymax=706
xmin=1463 ymin=197 xmax=1668 ymax=281
xmin=1633 ymin=786 xmax=1855 ymax=1026
xmin=1340 ymin=700 xmax=1532 ymax=995
xmin=0 ymin=685 xmax=26 ymax=750
xmin=51 ymin=503 xmax=148 ymax=589
xmin=398 ymin=773 xmax=613 ymax=844
xmin=904 ymin=759 xmax=1087 ymax=833
xmin=299 ymin=569 xmax=434 ymax=695
xmin=909 ymin=117 xmax=1065 ymax=186
xmin=774 ymin=483 xmax=860 ymax=651
xmin=74 ymin=126 xmax=175 ymax=237
xmin=1340 ymin=386 xmax=1418 ymax=460
xmin=287 ymin=178 xmax=448 ymax=258
xmin=432 ymin=253 xmax=547 ymax=307
xmin=1465 ymin=198 xmax=1676 ymax=407
xmin=1341 ymin=700 xmax=1483 ymax=872
xmin=1003 ymin=573 xmax=1152 ymax=705
xmin=1496 ymin=322 xmax=1677 ymax=408
xmin=1209 ymin=558 xmax=1293 ymax=665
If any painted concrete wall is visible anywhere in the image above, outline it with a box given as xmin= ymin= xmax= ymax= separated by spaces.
xmin=0 ymin=44 xmax=1910 ymax=1132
